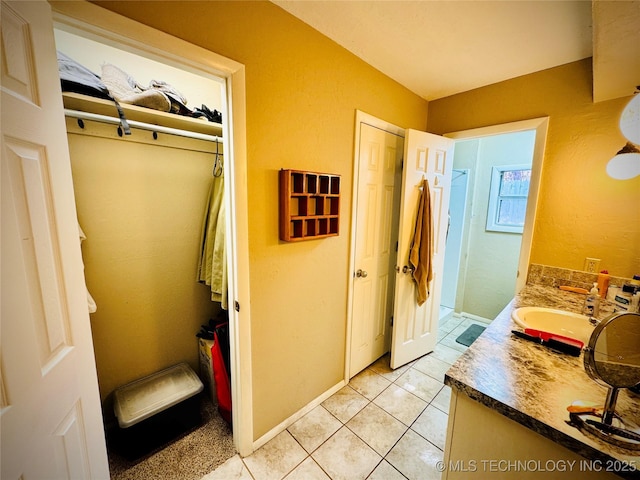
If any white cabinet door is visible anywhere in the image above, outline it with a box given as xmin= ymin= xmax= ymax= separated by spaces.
xmin=390 ymin=130 xmax=454 ymax=368
xmin=1 ymin=2 xmax=109 ymax=478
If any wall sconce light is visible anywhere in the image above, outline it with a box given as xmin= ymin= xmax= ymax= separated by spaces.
xmin=607 ymin=91 xmax=640 ymax=180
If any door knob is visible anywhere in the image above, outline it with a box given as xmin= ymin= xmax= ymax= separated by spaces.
xmin=356 ymin=269 xmax=368 ymax=278
xmin=402 ymin=265 xmax=414 ymax=274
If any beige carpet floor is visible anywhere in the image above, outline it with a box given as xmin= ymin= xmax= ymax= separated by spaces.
xmin=107 ymin=396 xmax=235 ymax=480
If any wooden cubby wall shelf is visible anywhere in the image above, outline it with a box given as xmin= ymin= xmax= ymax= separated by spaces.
xmin=279 ymin=169 xmax=341 ymax=241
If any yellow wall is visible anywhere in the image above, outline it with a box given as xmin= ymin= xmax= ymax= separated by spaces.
xmin=92 ymin=0 xmax=428 ymax=439
xmin=428 ymin=59 xmax=640 ymax=279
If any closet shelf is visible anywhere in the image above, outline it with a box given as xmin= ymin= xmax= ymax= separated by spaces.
xmin=62 ymin=92 xmax=223 ymax=138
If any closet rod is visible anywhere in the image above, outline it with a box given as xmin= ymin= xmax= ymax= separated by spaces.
xmin=64 ymin=109 xmax=223 ymax=143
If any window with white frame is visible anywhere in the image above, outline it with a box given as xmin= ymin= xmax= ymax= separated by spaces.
xmin=486 ymin=165 xmax=531 ymax=233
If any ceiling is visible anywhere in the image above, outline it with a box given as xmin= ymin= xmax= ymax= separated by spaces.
xmin=273 ymin=1 xmax=640 ymax=103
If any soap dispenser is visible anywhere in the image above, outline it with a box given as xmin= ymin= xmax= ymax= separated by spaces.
xmin=583 ymin=283 xmax=600 ymax=317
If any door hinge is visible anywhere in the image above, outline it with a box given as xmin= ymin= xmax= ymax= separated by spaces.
xmin=390 ymin=316 xmax=394 ymax=326
xmin=235 ymin=301 xmax=240 ymax=312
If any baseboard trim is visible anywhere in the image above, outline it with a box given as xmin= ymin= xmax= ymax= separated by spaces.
xmin=251 ymin=379 xmax=346 ymax=452
xmin=460 ymin=312 xmax=492 ymax=324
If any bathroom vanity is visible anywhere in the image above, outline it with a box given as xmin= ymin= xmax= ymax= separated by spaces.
xmin=443 ymin=284 xmax=640 ymax=479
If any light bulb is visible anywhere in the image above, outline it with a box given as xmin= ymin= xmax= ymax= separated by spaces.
xmin=606 ymin=152 xmax=640 ymax=180
xmin=620 ymin=94 xmax=640 ymax=144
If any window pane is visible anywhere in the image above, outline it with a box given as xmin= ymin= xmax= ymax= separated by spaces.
xmin=497 ymin=197 xmax=527 ymax=226
xmin=486 ymin=165 xmax=531 ymax=233
xmin=499 ymin=169 xmax=531 ymax=196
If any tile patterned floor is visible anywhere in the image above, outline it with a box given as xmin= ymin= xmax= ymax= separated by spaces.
xmin=201 ymin=313 xmax=488 ymax=480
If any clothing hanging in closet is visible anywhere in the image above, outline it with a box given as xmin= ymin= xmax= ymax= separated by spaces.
xmin=198 ymin=172 xmax=228 ymax=309
xmin=78 ymin=223 xmax=97 ymax=314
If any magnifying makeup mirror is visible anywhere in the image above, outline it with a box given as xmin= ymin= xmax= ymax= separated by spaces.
xmin=570 ymin=312 xmax=640 ymax=450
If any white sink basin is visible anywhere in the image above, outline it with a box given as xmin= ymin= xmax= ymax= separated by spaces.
xmin=511 ymin=307 xmax=595 ymax=345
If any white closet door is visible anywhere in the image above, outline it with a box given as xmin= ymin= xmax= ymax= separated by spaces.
xmin=1 ymin=2 xmax=109 ymax=478
xmin=350 ymin=123 xmax=403 ymax=377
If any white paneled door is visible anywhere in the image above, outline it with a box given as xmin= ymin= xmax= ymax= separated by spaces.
xmin=350 ymin=123 xmax=403 ymax=377
xmin=391 ymin=130 xmax=454 ymax=368
xmin=1 ymin=1 xmax=109 ymax=478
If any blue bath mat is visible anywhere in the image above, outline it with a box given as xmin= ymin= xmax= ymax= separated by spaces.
xmin=456 ymin=324 xmax=486 ymax=347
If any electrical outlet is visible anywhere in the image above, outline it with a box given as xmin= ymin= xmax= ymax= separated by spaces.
xmin=584 ymin=257 xmax=601 ymax=273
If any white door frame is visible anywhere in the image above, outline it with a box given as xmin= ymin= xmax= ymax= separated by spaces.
xmin=345 ymin=110 xmax=404 ymax=381
xmin=444 ymin=117 xmax=549 ymax=294
xmin=50 ymin=2 xmax=254 ymax=455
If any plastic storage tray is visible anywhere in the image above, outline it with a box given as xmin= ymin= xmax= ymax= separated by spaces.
xmin=114 ymin=363 xmax=203 ymax=428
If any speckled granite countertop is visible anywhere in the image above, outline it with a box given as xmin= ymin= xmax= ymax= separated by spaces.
xmin=444 ymin=284 xmax=640 ymax=479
